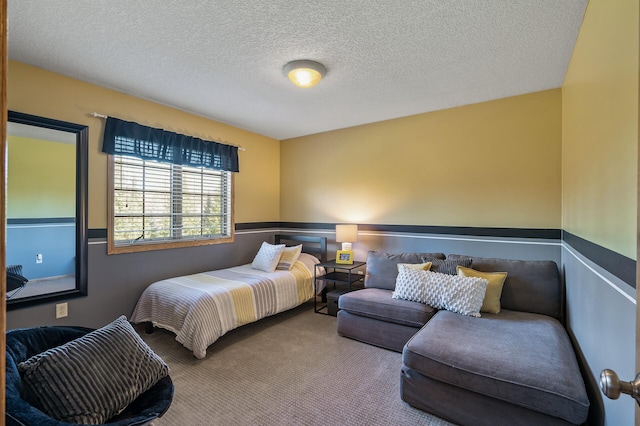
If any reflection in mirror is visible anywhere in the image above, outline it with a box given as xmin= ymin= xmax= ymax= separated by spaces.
xmin=6 ymin=111 xmax=88 ymax=309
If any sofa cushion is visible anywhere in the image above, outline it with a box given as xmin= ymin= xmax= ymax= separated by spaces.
xmin=403 ymin=310 xmax=589 ymax=425
xmin=364 ymin=250 xmax=445 ymax=290
xmin=339 ymin=288 xmax=436 ymax=328
xmin=447 ymin=255 xmax=561 ymax=319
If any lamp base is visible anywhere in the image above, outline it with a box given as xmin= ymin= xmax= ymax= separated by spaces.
xmin=341 ymin=242 xmax=352 ymax=251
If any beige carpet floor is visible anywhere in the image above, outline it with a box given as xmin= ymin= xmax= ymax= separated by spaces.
xmin=138 ymin=302 xmax=456 ymax=426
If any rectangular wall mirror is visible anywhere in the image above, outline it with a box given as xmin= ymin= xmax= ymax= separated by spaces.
xmin=6 ymin=111 xmax=88 ymax=309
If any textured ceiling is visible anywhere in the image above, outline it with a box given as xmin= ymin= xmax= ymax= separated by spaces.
xmin=8 ymin=1 xmax=587 ymax=140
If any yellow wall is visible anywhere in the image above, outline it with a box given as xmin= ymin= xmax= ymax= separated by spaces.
xmin=562 ymin=0 xmax=638 ymax=259
xmin=281 ymin=89 xmax=562 ymax=228
xmin=7 ymin=61 xmax=281 ymax=228
xmin=7 ymin=136 xmax=75 ymax=218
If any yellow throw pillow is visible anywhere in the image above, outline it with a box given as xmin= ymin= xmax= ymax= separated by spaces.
xmin=457 ymin=266 xmax=507 ymax=314
xmin=397 ymin=262 xmax=432 ymax=272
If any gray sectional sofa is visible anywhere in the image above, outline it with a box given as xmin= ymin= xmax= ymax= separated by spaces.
xmin=336 ymin=251 xmax=590 ymax=426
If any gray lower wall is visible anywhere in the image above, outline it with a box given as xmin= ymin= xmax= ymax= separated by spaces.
xmin=562 ymin=244 xmax=635 ymax=426
xmin=6 ymin=231 xmax=275 ymax=329
xmin=6 ymin=226 xmax=631 ymax=426
xmin=6 ymin=227 xmax=562 ymax=330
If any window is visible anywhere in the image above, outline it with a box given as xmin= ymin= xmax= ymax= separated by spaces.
xmin=109 ymin=154 xmax=233 ymax=253
xmin=102 ymin=117 xmax=238 ymax=254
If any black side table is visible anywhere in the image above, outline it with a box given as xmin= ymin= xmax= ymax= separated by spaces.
xmin=314 ymin=260 xmax=366 ymax=314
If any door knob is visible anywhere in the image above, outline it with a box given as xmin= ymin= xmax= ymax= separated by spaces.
xmin=600 ymin=369 xmax=640 ymax=405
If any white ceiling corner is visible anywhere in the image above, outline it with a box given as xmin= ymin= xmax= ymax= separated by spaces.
xmin=7 ymin=1 xmax=588 ymax=140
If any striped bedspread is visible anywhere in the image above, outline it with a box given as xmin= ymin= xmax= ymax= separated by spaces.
xmin=131 ymin=258 xmax=316 ymax=359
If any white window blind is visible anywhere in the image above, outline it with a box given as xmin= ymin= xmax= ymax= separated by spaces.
xmin=113 ymin=154 xmax=232 ymax=246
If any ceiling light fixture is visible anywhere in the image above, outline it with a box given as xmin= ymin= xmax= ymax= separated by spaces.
xmin=283 ymin=60 xmax=326 ymax=88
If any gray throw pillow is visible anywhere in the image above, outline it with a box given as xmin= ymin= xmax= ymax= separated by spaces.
xmin=423 ymin=257 xmax=472 ymax=275
xmin=364 ymin=250 xmax=446 ymax=290
xmin=18 ymin=315 xmax=169 ymax=424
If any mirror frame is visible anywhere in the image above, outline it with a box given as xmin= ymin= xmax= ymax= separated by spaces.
xmin=6 ymin=111 xmax=88 ymax=309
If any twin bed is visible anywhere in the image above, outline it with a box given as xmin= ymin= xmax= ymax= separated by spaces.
xmin=130 ymin=235 xmax=327 ymax=359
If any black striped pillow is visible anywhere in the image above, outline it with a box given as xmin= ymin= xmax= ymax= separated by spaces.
xmin=18 ymin=316 xmax=169 ymax=424
xmin=423 ymin=257 xmax=472 ymax=275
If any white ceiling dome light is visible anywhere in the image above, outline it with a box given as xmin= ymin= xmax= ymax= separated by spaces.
xmin=283 ymin=60 xmax=326 ymax=88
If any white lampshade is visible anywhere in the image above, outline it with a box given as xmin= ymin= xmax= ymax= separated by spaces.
xmin=284 ymin=60 xmax=326 ymax=88
xmin=336 ymin=224 xmax=358 ymax=251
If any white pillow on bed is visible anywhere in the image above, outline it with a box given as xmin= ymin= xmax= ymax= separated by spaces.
xmin=276 ymin=245 xmax=303 ymax=270
xmin=252 ymin=242 xmax=286 ymax=272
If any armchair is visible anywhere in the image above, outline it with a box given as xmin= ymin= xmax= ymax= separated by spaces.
xmin=6 ymin=325 xmax=173 ymax=426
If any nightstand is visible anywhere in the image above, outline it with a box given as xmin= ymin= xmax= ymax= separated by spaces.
xmin=314 ymin=260 xmax=366 ymax=315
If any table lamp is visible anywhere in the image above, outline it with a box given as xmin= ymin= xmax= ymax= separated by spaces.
xmin=336 ymin=224 xmax=358 ymax=264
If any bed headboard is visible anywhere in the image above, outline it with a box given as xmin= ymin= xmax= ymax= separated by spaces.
xmin=275 ymin=234 xmax=327 ymax=263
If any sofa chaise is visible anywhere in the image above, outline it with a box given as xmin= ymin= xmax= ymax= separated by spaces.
xmin=336 ymin=251 xmax=590 ymax=426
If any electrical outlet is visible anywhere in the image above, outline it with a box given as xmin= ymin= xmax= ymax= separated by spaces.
xmin=36 ymin=253 xmax=43 ymax=264
xmin=56 ymin=303 xmax=68 ymax=319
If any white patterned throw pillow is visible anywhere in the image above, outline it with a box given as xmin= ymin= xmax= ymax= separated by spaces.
xmin=393 ymin=265 xmax=430 ymax=303
xmin=252 ymin=242 xmax=286 ymax=272
xmin=393 ymin=267 xmax=489 ymax=317
xmin=422 ymin=270 xmax=489 ymax=317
